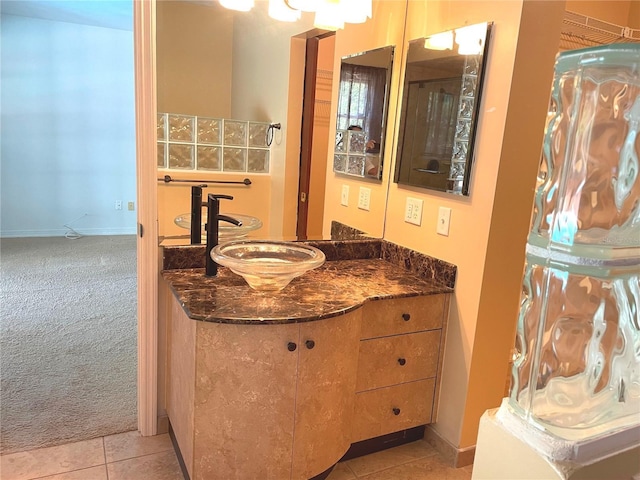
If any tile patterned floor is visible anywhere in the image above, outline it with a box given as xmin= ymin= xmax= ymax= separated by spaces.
xmin=0 ymin=432 xmax=472 ymax=480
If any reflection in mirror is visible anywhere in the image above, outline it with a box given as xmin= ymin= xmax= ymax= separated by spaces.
xmin=333 ymin=46 xmax=394 ymax=180
xmin=394 ymin=22 xmax=492 ymax=195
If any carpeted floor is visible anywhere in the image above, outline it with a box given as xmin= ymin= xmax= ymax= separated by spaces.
xmin=0 ymin=235 xmax=138 ymax=454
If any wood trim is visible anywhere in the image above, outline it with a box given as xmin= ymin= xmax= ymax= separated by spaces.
xmin=134 ymin=0 xmax=159 ymax=436
xmin=296 ymin=36 xmax=320 ymax=240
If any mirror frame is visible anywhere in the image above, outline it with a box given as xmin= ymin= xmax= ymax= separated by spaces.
xmin=393 ymin=22 xmax=493 ymax=196
xmin=333 ymin=45 xmax=395 ymax=181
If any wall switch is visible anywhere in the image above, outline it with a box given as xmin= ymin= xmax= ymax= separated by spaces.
xmin=128 ymin=201 xmax=135 ymax=211
xmin=115 ymin=200 xmax=122 ymax=210
xmin=404 ymin=197 xmax=423 ymax=226
xmin=437 ymin=207 xmax=452 ymax=236
xmin=358 ymin=187 xmax=371 ymax=211
xmin=341 ymin=185 xmax=349 ymax=206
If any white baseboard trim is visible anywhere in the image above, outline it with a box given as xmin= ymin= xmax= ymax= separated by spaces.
xmin=423 ymin=425 xmax=476 ymax=468
xmin=1 ymin=227 xmax=137 ymax=238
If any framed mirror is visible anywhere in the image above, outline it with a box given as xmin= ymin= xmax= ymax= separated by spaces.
xmin=333 ymin=46 xmax=394 ymax=180
xmin=394 ymin=22 xmax=492 ymax=195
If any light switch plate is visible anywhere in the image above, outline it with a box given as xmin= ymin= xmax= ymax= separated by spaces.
xmin=437 ymin=207 xmax=451 ymax=236
xmin=341 ymin=185 xmax=349 ymax=206
xmin=404 ymin=197 xmax=423 ymax=226
xmin=358 ymin=187 xmax=371 ymax=211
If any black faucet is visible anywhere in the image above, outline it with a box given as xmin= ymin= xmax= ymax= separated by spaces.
xmin=205 ymin=194 xmax=242 ymax=276
xmin=190 ymin=185 xmax=206 ymax=244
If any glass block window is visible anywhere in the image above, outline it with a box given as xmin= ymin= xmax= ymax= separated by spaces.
xmin=157 ymin=113 xmax=271 ymax=174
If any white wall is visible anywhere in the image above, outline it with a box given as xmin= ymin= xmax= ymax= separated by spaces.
xmin=0 ymin=14 xmax=136 ymax=237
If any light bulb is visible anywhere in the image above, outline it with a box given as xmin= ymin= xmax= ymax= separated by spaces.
xmin=269 ymin=0 xmax=302 ymax=21
xmin=314 ymin=0 xmax=344 ymax=30
xmin=219 ymin=0 xmax=254 ymax=12
xmin=455 ymin=23 xmax=486 ymax=55
xmin=342 ymin=0 xmax=371 ymax=24
xmin=287 ymin=0 xmax=319 ymax=12
xmin=424 ymin=30 xmax=453 ymax=50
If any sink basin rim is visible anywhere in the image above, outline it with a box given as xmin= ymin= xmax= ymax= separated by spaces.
xmin=210 ymin=240 xmax=326 ymax=290
xmin=174 ymin=213 xmax=263 ymax=238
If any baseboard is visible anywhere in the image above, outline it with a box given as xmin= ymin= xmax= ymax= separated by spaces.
xmin=423 ymin=425 xmax=476 ymax=468
xmin=0 ymin=227 xmax=137 ymax=238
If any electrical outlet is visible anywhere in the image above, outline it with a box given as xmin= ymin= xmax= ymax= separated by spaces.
xmin=115 ymin=200 xmax=122 ymax=210
xmin=341 ymin=185 xmax=349 ymax=206
xmin=404 ymin=197 xmax=423 ymax=226
xmin=358 ymin=187 xmax=371 ymax=211
xmin=128 ymin=201 xmax=135 ymax=211
xmin=437 ymin=207 xmax=452 ymax=236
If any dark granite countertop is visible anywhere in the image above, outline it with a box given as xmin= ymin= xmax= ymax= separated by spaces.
xmin=163 ymin=258 xmax=453 ymax=325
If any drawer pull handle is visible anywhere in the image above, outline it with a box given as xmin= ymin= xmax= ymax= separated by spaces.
xmin=402 ymin=313 xmax=411 ymax=321
xmin=398 ymin=358 xmax=407 ymax=366
xmin=392 ymin=408 xmax=401 ymax=416
xmin=287 ymin=342 xmax=297 ymax=352
xmin=305 ymin=340 xmax=315 ymax=350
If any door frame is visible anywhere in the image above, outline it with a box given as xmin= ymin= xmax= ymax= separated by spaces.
xmin=133 ymin=0 xmax=158 ymax=436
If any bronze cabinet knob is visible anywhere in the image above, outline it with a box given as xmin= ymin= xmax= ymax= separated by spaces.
xmin=398 ymin=358 xmax=407 ymax=366
xmin=392 ymin=408 xmax=401 ymax=416
xmin=402 ymin=313 xmax=411 ymax=321
xmin=305 ymin=340 xmax=315 ymax=350
xmin=287 ymin=342 xmax=297 ymax=352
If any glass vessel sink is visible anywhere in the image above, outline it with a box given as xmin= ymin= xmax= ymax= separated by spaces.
xmin=210 ymin=240 xmax=326 ymax=291
xmin=174 ymin=213 xmax=262 ymax=239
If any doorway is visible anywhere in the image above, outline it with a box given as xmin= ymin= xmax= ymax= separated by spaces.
xmin=296 ymin=32 xmax=336 ymax=240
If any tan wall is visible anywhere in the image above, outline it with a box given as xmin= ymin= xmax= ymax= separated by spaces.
xmin=321 ymin=0 xmax=408 ymax=238
xmin=156 ymin=1 xmax=233 ymax=117
xmin=565 ymin=0 xmax=632 ymax=26
xmin=382 ymin=0 xmax=565 ymax=449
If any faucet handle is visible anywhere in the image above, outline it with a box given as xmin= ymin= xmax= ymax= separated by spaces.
xmin=208 ymin=194 xmax=234 ymax=201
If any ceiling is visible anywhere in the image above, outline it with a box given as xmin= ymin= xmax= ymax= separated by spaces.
xmin=0 ymin=0 xmax=133 ymax=31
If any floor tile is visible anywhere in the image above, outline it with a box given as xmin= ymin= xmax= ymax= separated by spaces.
xmin=106 ymin=451 xmax=183 ymax=480
xmin=0 ymin=438 xmax=104 ymax=480
xmin=326 ymin=462 xmax=356 ymax=480
xmin=30 ymin=465 xmax=108 ymax=480
xmin=103 ymin=431 xmax=173 ymax=463
xmin=358 ymin=454 xmax=472 ymax=480
xmin=345 ymin=440 xmax=438 ymax=477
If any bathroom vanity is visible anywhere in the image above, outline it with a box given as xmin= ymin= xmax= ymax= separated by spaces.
xmin=162 ymin=240 xmax=455 ymax=480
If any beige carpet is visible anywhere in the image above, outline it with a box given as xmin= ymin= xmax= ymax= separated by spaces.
xmin=0 ymin=235 xmax=138 ymax=454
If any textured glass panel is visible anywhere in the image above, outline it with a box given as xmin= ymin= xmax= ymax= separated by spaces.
xmin=168 ymin=114 xmax=195 ymax=142
xmin=449 ymin=161 xmax=466 ymax=179
xmin=198 ymin=117 xmax=222 ymax=144
xmin=509 ymin=44 xmax=640 ymax=442
xmin=157 ymin=142 xmax=166 ymax=168
xmin=464 ymin=55 xmax=481 ymax=75
xmin=223 ymin=148 xmax=247 ymax=171
xmin=224 ymin=121 xmax=247 ymax=146
xmin=455 ymin=119 xmax=471 ymax=141
xmin=335 ymin=130 xmax=347 ymax=153
xmin=157 ymin=113 xmax=166 ymax=140
xmin=458 ymin=97 xmax=474 ymax=118
xmin=168 ymin=144 xmax=194 ymax=169
xmin=452 ymin=141 xmax=468 ymax=161
xmin=248 ymin=123 xmax=269 ymax=147
xmin=348 ymin=131 xmax=366 ymax=153
xmin=247 ymin=149 xmax=269 ymax=172
xmin=333 ymin=154 xmax=347 ymax=172
xmin=197 ymin=146 xmax=221 ymax=170
xmin=461 ymin=75 xmax=477 ymax=97
xmin=347 ymin=155 xmax=365 ymax=176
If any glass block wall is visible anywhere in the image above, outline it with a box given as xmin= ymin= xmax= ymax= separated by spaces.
xmin=157 ymin=113 xmax=271 ymax=174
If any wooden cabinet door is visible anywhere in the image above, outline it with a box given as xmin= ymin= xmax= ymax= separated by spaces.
xmin=291 ymin=309 xmax=362 ymax=480
xmin=193 ymin=321 xmax=300 ymax=480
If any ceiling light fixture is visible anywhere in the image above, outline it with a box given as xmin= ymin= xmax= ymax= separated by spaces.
xmin=269 ymin=0 xmax=302 ymax=22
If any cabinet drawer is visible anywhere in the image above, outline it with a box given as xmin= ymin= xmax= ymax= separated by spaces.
xmin=356 ymin=330 xmax=440 ymax=392
xmin=361 ymin=295 xmax=445 ymax=339
xmin=351 ymin=378 xmax=435 ymax=443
